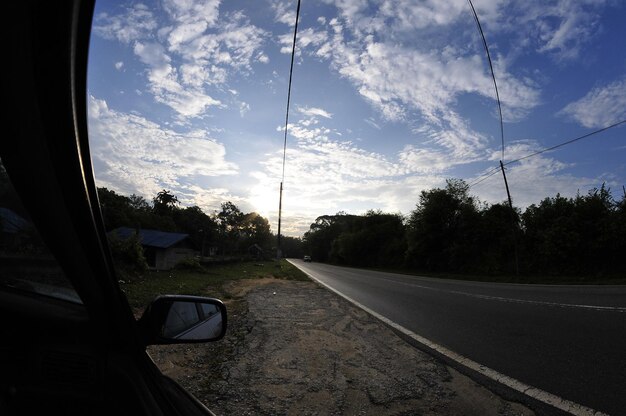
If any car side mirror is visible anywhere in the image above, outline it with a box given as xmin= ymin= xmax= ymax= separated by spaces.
xmin=139 ymin=295 xmax=227 ymax=345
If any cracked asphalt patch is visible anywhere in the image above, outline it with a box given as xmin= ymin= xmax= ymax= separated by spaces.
xmin=148 ymin=278 xmax=534 ymax=415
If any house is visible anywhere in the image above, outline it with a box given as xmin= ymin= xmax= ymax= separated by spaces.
xmin=248 ymin=243 xmax=267 ymax=260
xmin=109 ymin=227 xmax=196 ymax=270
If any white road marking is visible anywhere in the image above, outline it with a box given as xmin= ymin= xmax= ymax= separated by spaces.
xmin=289 ymin=260 xmax=609 ymax=416
xmin=321 ymin=266 xmax=626 ymax=312
xmin=375 ymin=276 xmax=626 ymax=313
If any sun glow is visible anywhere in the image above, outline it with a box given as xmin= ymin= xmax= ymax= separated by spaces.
xmin=248 ymin=185 xmax=279 ymax=221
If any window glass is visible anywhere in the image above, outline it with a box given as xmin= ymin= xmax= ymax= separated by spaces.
xmin=162 ymin=301 xmax=200 ymax=337
xmin=200 ymin=303 xmax=219 ymax=320
xmin=0 ymin=158 xmax=81 ymax=304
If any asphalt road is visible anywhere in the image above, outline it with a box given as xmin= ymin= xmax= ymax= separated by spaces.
xmin=288 ymin=259 xmax=626 ymax=415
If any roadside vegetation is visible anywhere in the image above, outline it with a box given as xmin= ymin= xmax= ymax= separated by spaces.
xmin=98 ymin=180 xmax=626 ymax=285
xmin=303 ymin=179 xmax=626 ymax=283
xmin=120 ymin=259 xmax=308 ymax=308
xmin=98 ymin=187 xmax=305 ymax=261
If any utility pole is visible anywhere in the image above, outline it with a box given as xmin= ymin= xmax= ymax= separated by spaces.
xmin=276 ymin=181 xmax=283 ymax=260
xmin=276 ymin=0 xmax=301 ymax=261
xmin=500 ymin=160 xmax=519 ymax=275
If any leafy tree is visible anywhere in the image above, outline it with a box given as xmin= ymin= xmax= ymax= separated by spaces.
xmin=240 ymin=212 xmax=272 ymax=247
xmin=97 ymin=187 xmax=133 ymax=230
xmin=519 ymin=184 xmax=624 ymax=277
xmin=522 ymin=194 xmax=581 ymax=275
xmin=329 ymin=211 xmax=406 ymax=267
xmin=217 ymin=201 xmax=244 ymax=232
xmin=153 ymin=189 xmax=179 ymax=215
xmin=280 ymin=235 xmax=305 ymax=258
xmin=613 ymin=189 xmax=626 ymax=273
xmin=216 ymin=201 xmax=243 ymax=254
xmin=174 ymin=205 xmax=218 ymax=255
xmin=304 ymin=213 xmax=357 ymax=262
xmin=300 ymin=179 xmax=626 ymax=279
xmin=476 ymin=203 xmax=518 ymax=275
xmin=405 ymin=179 xmax=480 ymax=272
xmin=108 ymin=230 xmax=148 ymax=277
xmin=128 ymin=194 xmax=151 ymax=211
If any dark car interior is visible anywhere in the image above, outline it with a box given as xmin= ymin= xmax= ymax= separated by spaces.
xmin=1 ymin=2 xmax=224 ymax=414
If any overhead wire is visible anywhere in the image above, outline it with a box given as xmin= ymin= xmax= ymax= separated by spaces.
xmin=467 ymin=0 xmax=505 ymax=162
xmin=281 ymin=0 xmax=302 ymax=182
xmin=502 ymin=119 xmax=626 ymax=167
xmin=467 ymin=165 xmax=501 ymax=189
xmin=468 ymin=120 xmax=626 ymax=189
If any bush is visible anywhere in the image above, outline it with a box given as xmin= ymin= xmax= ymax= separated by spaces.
xmin=174 ymin=256 xmax=205 ymax=272
xmin=108 ymin=232 xmax=148 ymax=276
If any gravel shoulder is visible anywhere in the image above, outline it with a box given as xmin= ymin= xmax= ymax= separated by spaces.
xmin=148 ymin=278 xmax=535 ymax=415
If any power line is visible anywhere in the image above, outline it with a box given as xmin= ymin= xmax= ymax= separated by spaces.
xmin=468 ymin=165 xmax=501 ymax=189
xmin=503 ymin=119 xmax=626 ymax=167
xmin=467 ymin=0 xmax=505 ymax=162
xmin=281 ymin=0 xmax=301 ymax=182
xmin=468 ymin=119 xmax=626 ymax=189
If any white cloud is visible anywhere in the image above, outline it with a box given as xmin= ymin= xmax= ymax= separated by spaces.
xmin=398 ymin=146 xmax=457 ymax=175
xmin=432 ymin=110 xmax=489 ymax=160
xmin=489 ymin=1 xmax=611 ymax=62
xmin=530 ymin=1 xmax=603 ymax=61
xmin=239 ymin=101 xmax=250 ymax=117
xmin=297 ymin=106 xmax=333 ymax=119
xmin=327 ymin=39 xmax=539 ymax=124
xmin=146 ymin=63 xmax=222 ymax=118
xmin=94 ymin=2 xmax=267 ymax=120
xmin=279 ymin=27 xmax=328 ymax=55
xmin=364 ymin=118 xmax=380 ymax=130
xmin=284 ymin=1 xmax=544 ymax=169
xmin=261 ymin=117 xmax=605 ymax=236
xmin=379 ymin=0 xmax=468 ymax=30
xmin=162 ymin=0 xmax=220 ymax=26
xmin=251 ymin=144 xmax=445 ymax=235
xmin=271 ymin=0 xmax=297 ymax=25
xmin=167 ymin=20 xmax=209 ymax=50
xmin=167 ymin=13 xmax=267 ymax=72
xmin=559 ymin=78 xmax=626 ymax=128
xmin=88 ymin=95 xmax=237 ymax=202
xmin=176 ymin=184 xmax=244 ymax=214
xmin=93 ymin=4 xmax=157 ymax=44
xmin=255 ymin=118 xmax=483 ymax=235
xmin=134 ymin=41 xmax=170 ymax=66
xmin=114 ymin=61 xmax=124 ymax=70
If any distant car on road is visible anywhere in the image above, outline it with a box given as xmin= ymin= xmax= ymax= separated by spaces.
xmin=304 ymin=255 xmax=312 ymax=262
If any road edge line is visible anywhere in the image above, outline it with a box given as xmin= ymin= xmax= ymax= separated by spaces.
xmin=288 ymin=260 xmax=608 ymax=416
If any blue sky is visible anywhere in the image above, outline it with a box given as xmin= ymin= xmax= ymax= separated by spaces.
xmin=87 ymin=0 xmax=626 ymax=236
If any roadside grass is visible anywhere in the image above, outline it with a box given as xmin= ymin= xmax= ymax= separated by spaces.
xmin=119 ymin=259 xmax=309 ymax=308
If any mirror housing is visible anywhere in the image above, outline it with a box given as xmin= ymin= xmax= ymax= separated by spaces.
xmin=139 ymin=295 xmax=227 ymax=345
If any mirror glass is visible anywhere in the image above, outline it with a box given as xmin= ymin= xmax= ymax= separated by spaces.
xmin=160 ymin=300 xmax=224 ymax=341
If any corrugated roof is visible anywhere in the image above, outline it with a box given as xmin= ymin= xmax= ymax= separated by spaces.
xmin=109 ymin=227 xmax=189 ymax=249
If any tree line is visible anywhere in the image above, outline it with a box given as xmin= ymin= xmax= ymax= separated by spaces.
xmin=97 ymin=188 xmax=305 ymax=258
xmin=303 ymin=179 xmax=626 ymax=280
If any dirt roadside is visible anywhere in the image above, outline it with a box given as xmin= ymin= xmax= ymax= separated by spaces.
xmin=147 ymin=278 xmax=535 ymax=415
